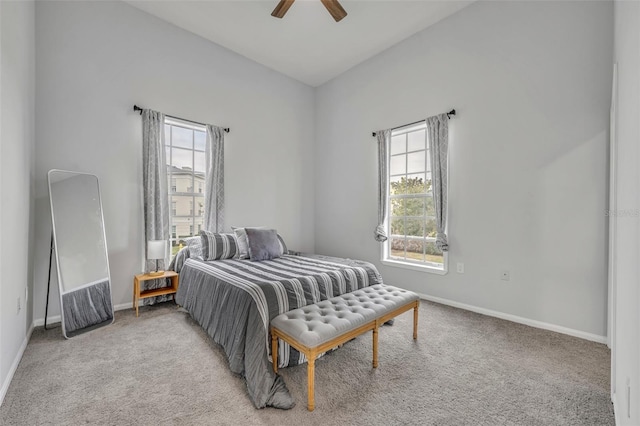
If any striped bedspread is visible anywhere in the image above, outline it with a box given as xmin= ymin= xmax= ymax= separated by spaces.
xmin=175 ymin=254 xmax=383 ymax=409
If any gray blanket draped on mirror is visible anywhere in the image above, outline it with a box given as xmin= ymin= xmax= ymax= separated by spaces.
xmin=142 ymin=109 xmax=171 ymax=303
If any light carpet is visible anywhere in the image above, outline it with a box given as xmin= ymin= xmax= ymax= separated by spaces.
xmin=0 ymin=300 xmax=614 ymax=425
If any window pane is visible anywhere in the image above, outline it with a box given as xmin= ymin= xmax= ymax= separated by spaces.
xmin=390 ymin=217 xmax=404 ymax=235
xmin=407 ymin=130 xmax=425 ymax=152
xmin=172 ymin=126 xmax=193 ymax=149
xmin=391 ymin=175 xmax=426 ymax=195
xmin=390 ymin=198 xmax=405 ymax=217
xmin=195 ymin=178 xmax=204 ymax=194
xmin=165 ymin=147 xmax=171 ymax=166
xmin=194 ymin=131 xmax=206 ymax=151
xmin=425 ymin=241 xmax=443 ymax=264
xmin=389 ymin=175 xmax=402 ymax=195
xmin=408 ymin=174 xmax=427 ymax=193
xmin=194 ymin=151 xmax=205 ymax=175
xmin=407 ymin=151 xmax=425 ymax=174
xmin=173 ymin=216 xmax=194 ymax=239
xmin=425 ymin=217 xmax=437 ymax=238
xmin=426 ymin=196 xmax=435 ymax=216
xmin=404 ymin=238 xmax=425 ymax=262
xmin=172 ymin=147 xmax=193 ymax=170
xmin=390 ymin=154 xmax=406 ymax=175
xmin=194 ymin=197 xmax=205 ymax=216
xmin=389 ymin=236 xmax=406 ymax=259
xmin=164 ymin=124 xmax=170 ymax=145
xmin=405 ymin=196 xmax=425 ymax=217
xmin=390 ymin=134 xmax=406 ymax=155
xmin=172 ymin=195 xmax=193 ymax=216
xmin=405 ymin=219 xmax=424 ymax=237
xmin=172 ymin=175 xmax=192 ymax=193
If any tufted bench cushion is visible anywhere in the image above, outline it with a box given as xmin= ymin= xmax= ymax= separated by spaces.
xmin=271 ymin=284 xmax=419 ymax=348
xmin=270 ymin=284 xmax=419 ymax=411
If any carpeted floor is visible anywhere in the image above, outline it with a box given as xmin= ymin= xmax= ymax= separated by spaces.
xmin=0 ymin=300 xmax=614 ymax=425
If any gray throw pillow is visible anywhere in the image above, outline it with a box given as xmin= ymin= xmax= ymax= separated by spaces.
xmin=200 ymin=230 xmax=238 ymax=261
xmin=245 ymin=228 xmax=281 ymax=261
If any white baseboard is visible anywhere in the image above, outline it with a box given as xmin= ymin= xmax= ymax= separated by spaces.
xmin=32 ymin=302 xmax=133 ymax=327
xmin=0 ymin=323 xmax=34 ymax=407
xmin=417 ymin=293 xmax=608 ymax=344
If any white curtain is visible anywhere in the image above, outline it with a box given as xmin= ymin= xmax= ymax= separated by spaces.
xmin=427 ymin=113 xmax=449 ymax=251
xmin=204 ymin=125 xmax=225 ymax=232
xmin=142 ymin=109 xmax=171 ymax=302
xmin=374 ymin=129 xmax=391 ymax=242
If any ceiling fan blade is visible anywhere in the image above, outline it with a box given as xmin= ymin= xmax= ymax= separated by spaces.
xmin=271 ymin=0 xmax=295 ymax=19
xmin=320 ymin=0 xmax=347 ymax=22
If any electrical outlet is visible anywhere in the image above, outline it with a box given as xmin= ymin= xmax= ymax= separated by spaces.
xmin=501 ymin=270 xmax=510 ymax=281
xmin=456 ymin=262 xmax=464 ymax=273
xmin=16 ymin=296 xmax=21 ymax=314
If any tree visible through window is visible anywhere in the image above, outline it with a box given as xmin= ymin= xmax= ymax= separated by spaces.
xmin=164 ymin=118 xmax=206 ymax=255
xmin=386 ymin=123 xmax=444 ymax=269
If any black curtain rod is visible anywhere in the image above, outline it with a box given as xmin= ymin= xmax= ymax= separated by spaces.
xmin=372 ymin=109 xmax=456 ymax=137
xmin=133 ymin=105 xmax=230 ymax=133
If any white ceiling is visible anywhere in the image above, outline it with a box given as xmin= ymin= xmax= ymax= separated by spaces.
xmin=126 ymin=0 xmax=473 ymax=87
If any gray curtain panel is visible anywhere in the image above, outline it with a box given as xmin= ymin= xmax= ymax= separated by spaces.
xmin=142 ymin=109 xmax=171 ymax=303
xmin=375 ymin=129 xmax=391 ymax=242
xmin=427 ymin=113 xmax=449 ymax=252
xmin=204 ymin=125 xmax=225 ymax=232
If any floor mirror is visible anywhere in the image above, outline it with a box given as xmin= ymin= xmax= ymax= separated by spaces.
xmin=48 ymin=169 xmax=114 ymax=338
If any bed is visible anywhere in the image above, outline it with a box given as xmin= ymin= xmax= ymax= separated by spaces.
xmin=171 ymin=245 xmax=383 ymax=409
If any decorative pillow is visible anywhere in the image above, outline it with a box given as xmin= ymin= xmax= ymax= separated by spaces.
xmin=233 ymin=226 xmax=288 ymax=259
xmin=200 ymin=230 xmax=238 ymax=261
xmin=245 ymin=228 xmax=281 ymax=261
xmin=184 ymin=236 xmax=203 ymax=260
xmin=232 ymin=226 xmax=250 ymax=260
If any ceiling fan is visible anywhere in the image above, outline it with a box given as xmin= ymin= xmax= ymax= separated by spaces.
xmin=271 ymin=0 xmax=347 ymax=22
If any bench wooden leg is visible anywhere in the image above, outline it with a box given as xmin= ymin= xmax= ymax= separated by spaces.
xmin=271 ymin=332 xmax=278 ymax=373
xmin=413 ymin=302 xmax=419 ymax=340
xmin=372 ymin=326 xmax=379 ymax=368
xmin=307 ymin=355 xmax=316 ymax=411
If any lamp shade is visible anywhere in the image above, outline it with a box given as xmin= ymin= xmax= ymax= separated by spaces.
xmin=147 ymin=240 xmax=166 ymax=260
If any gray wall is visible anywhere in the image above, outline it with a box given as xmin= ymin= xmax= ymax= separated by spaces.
xmin=314 ymin=1 xmax=613 ymax=339
xmin=0 ymin=0 xmax=35 ymax=402
xmin=612 ymin=1 xmax=640 ymax=423
xmin=33 ymin=0 xmax=316 ymax=319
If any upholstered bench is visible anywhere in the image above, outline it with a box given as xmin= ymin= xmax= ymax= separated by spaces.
xmin=270 ymin=284 xmax=420 ymax=411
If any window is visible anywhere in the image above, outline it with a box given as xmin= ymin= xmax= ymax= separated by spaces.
xmin=383 ymin=122 xmax=446 ymax=272
xmin=165 ymin=118 xmax=206 ymax=255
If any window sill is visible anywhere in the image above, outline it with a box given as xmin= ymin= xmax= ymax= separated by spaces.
xmin=381 ymin=259 xmax=448 ymax=275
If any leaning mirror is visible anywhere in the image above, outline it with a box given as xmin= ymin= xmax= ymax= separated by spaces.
xmin=48 ymin=169 xmax=114 ymax=338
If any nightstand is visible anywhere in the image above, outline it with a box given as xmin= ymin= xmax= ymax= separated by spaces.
xmin=133 ymin=271 xmax=179 ymax=317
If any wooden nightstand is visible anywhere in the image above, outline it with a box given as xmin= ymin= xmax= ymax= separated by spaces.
xmin=133 ymin=271 xmax=179 ymax=317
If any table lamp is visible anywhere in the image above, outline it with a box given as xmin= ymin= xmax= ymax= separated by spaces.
xmin=147 ymin=240 xmax=166 ymax=277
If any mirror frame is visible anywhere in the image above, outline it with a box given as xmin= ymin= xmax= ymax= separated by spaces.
xmin=48 ymin=169 xmax=115 ymax=338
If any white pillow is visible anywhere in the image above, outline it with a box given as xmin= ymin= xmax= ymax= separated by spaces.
xmin=232 ymin=226 xmax=250 ymax=259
